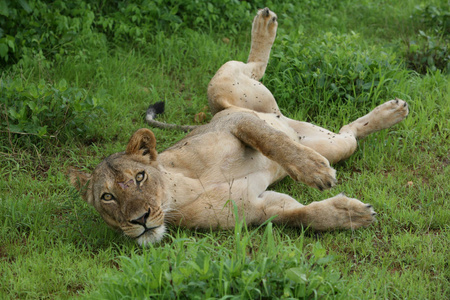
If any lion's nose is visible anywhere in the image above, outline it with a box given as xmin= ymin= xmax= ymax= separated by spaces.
xmin=130 ymin=209 xmax=150 ymax=226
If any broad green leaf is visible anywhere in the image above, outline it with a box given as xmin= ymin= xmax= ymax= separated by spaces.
xmin=316 ymin=255 xmax=335 ymax=265
xmin=0 ymin=43 xmax=8 ymax=58
xmin=18 ymin=0 xmax=32 ymax=13
xmin=0 ymin=1 xmax=8 ymax=17
xmin=286 ymin=267 xmax=307 ymax=284
xmin=58 ymin=79 xmax=68 ymax=91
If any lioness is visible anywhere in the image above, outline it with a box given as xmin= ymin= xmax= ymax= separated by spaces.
xmin=70 ymin=8 xmax=409 ymax=246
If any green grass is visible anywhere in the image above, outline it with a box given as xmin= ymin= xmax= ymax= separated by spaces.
xmin=1 ymin=0 xmax=449 ymax=299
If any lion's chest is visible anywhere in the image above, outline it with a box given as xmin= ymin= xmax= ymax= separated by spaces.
xmin=159 ymin=131 xmax=283 ymax=185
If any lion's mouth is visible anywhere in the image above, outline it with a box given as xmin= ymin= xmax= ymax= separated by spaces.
xmin=135 ymin=225 xmax=161 ymax=239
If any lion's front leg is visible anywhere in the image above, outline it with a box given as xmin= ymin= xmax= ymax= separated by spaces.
xmin=298 ymin=194 xmax=377 ymax=230
xmin=255 ymin=192 xmax=376 ymax=230
xmin=230 ymin=113 xmax=336 ymax=190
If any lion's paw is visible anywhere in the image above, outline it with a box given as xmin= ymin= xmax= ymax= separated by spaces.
xmin=306 ymin=194 xmax=376 ymax=230
xmin=351 ymin=98 xmax=409 ymax=138
xmin=251 ymin=8 xmax=278 ymax=42
xmin=284 ymin=148 xmax=336 ymax=191
xmin=372 ymin=98 xmax=409 ymax=128
xmin=330 ymin=195 xmax=377 ymax=230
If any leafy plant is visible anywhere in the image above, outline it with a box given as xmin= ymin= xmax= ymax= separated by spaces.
xmin=0 ymin=77 xmax=105 ymax=140
xmin=91 ymin=222 xmax=344 ymax=299
xmin=0 ymin=0 xmax=103 ymax=66
xmin=94 ymin=0 xmax=259 ymax=43
xmin=405 ymin=30 xmax=449 ymax=74
xmin=404 ymin=4 xmax=450 ymax=74
xmin=412 ymin=4 xmax=449 ymax=35
xmin=0 ymin=0 xmax=266 ymax=67
xmin=265 ymin=32 xmax=402 ymax=118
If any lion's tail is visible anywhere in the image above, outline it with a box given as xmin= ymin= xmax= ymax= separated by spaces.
xmin=145 ymin=101 xmax=198 ymax=133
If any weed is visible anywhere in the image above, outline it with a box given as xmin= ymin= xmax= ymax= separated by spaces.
xmin=91 ymin=222 xmax=345 ymax=299
xmin=404 ymin=4 xmax=450 ymax=74
xmin=0 ymin=76 xmax=105 ymax=143
xmin=405 ymin=30 xmax=449 ymax=74
xmin=266 ymin=31 xmax=405 ymax=119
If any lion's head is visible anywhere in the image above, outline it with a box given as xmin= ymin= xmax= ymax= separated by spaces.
xmin=70 ymin=129 xmax=168 ymax=246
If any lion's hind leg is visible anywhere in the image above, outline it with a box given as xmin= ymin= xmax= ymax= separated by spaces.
xmin=247 ymin=7 xmax=278 ymax=80
xmin=283 ymin=99 xmax=409 ymax=164
xmin=207 ymin=8 xmax=279 ymax=115
xmin=340 ymin=98 xmax=409 ymax=139
xmin=282 ymin=117 xmax=358 ymax=164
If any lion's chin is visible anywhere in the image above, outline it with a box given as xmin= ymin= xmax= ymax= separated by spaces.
xmin=136 ymin=225 xmax=166 ymax=246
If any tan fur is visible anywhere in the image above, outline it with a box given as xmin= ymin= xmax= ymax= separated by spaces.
xmin=70 ymin=8 xmax=409 ymax=246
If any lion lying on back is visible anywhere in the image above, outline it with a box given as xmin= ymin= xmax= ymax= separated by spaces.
xmin=70 ymin=8 xmax=408 ymax=246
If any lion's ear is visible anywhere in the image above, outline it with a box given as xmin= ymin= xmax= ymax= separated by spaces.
xmin=126 ymin=128 xmax=158 ymax=162
xmin=69 ymin=169 xmax=94 ymax=205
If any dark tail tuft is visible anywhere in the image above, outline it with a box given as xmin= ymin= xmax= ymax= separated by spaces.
xmin=146 ymin=101 xmax=165 ymax=121
xmin=145 ymin=101 xmax=197 ymax=132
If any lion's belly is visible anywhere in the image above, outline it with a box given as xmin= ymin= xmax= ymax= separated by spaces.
xmin=254 ymin=112 xmax=300 ymax=141
xmin=161 ymin=131 xmax=287 ymax=228
xmin=173 ymin=168 xmax=282 ymax=229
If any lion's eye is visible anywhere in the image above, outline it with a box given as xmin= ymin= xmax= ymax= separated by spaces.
xmin=101 ymin=193 xmax=114 ymax=201
xmin=136 ymin=171 xmax=145 ymax=183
